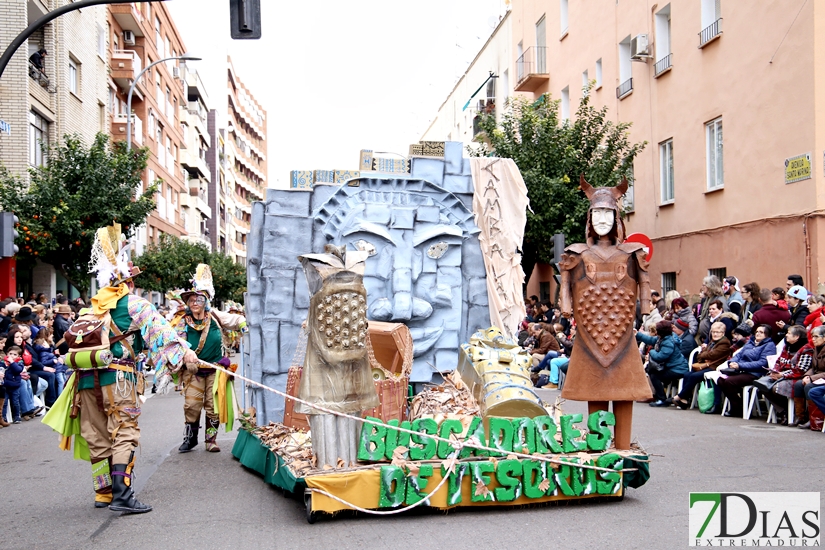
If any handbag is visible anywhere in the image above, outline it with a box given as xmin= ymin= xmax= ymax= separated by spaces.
xmin=719 ymin=368 xmax=739 ymax=376
xmin=752 ymin=374 xmax=781 ymax=394
xmin=698 ymin=380 xmax=716 ymax=413
xmin=646 ymin=358 xmax=664 ymax=373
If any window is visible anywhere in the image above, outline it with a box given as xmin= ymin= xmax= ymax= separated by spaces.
xmin=147 ymin=108 xmax=155 ymax=135
xmin=654 ymin=5 xmax=672 ymax=76
xmin=516 ymin=41 xmax=524 ymax=81
xmin=29 ymin=110 xmax=49 ymax=167
xmin=536 ymin=16 xmax=547 ymax=73
xmin=701 ymin=0 xmax=721 ymax=29
xmin=708 ymin=267 xmax=727 ymax=280
xmin=661 ymin=273 xmax=676 ymax=295
xmin=582 ymin=69 xmax=589 ymax=95
xmin=561 ymin=86 xmax=570 ymax=121
xmin=501 ymin=69 xmax=509 ymax=103
xmin=155 ymin=17 xmax=162 ymax=54
xmin=97 ymin=24 xmax=105 ymax=58
xmin=706 ymin=117 xmax=723 ymax=190
xmin=560 ymin=0 xmax=569 ymax=36
xmin=68 ymin=58 xmax=79 ymax=95
xmin=595 ymin=58 xmax=603 ymax=88
xmin=618 ymin=36 xmax=632 ymax=98
xmin=539 ymin=282 xmax=550 ymax=301
xmin=98 ymin=102 xmax=105 ymax=132
xmin=659 ymin=139 xmax=675 ymax=203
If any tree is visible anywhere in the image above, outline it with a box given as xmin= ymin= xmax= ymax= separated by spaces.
xmin=135 ymin=234 xmax=247 ymax=304
xmin=0 ymin=133 xmax=158 ymax=301
xmin=471 ymin=85 xmax=646 ymax=285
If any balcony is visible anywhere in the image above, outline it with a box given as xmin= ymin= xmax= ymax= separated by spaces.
xmin=653 ymin=54 xmax=672 ymax=78
xmin=111 ymin=113 xmax=143 ymax=146
xmin=181 ymin=149 xmax=210 ymax=180
xmin=110 ymin=3 xmax=144 ymax=36
xmin=111 ymin=50 xmax=142 ymax=93
xmin=514 ymin=46 xmax=549 ymax=92
xmin=699 ymin=18 xmax=723 ymax=48
xmin=616 ymin=78 xmax=633 ymax=99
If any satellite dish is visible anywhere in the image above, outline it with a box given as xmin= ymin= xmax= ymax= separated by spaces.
xmin=488 ymin=15 xmax=498 ymax=28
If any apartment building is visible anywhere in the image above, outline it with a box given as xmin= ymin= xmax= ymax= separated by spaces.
xmin=421 ymin=11 xmax=512 ymax=148
xmin=108 ymin=1 xmax=189 ymax=253
xmin=206 ymin=109 xmax=234 ymax=257
xmin=179 ymin=66 xmax=212 ymax=250
xmin=509 ymin=0 xmax=825 ymax=296
xmin=217 ymin=57 xmax=267 ymax=266
xmin=0 ymin=0 xmax=109 ymax=298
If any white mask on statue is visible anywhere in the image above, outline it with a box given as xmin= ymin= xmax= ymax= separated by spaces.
xmin=591 ymin=208 xmax=615 ymax=236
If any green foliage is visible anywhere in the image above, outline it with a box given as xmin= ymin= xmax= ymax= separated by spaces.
xmin=135 ymin=234 xmax=246 ymax=304
xmin=0 ymin=133 xmax=158 ymax=297
xmin=471 ymin=86 xmax=646 ymax=281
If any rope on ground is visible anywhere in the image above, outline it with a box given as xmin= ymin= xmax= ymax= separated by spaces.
xmin=171 ymin=361 xmax=629 ymax=475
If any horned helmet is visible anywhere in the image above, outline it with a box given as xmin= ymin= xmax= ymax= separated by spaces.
xmin=579 ymin=175 xmax=629 ymax=246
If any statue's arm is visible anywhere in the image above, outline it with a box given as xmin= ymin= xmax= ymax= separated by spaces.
xmin=635 ymin=250 xmax=651 ymax=316
xmin=559 ymin=252 xmax=576 ymax=316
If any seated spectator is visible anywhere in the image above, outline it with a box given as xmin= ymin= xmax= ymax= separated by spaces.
xmin=723 ymin=277 xmax=745 ymax=317
xmin=536 ymin=325 xmax=576 ymax=389
xmin=664 ymin=290 xmax=681 ymax=314
xmin=717 ymin=324 xmax=776 ymax=417
xmin=751 ymin=288 xmax=791 ymax=344
xmin=793 ymin=325 xmax=825 ymax=429
xmin=729 ymin=324 xmax=751 ymax=353
xmin=672 ymin=318 xmax=697 ymax=359
xmin=772 ymin=287 xmax=788 ymax=311
xmin=3 ymin=346 xmax=25 ymax=424
xmin=33 ymin=327 xmax=65 ymax=396
xmin=807 ymin=383 xmax=825 ymax=430
xmin=761 ymin=325 xmax=813 ymax=425
xmin=670 ymin=297 xmax=697 ymax=337
xmin=18 ymin=324 xmax=56 ymax=408
xmin=698 ymin=299 xmax=726 ymax=344
xmin=740 ymin=282 xmax=763 ymax=323
xmin=4 ymin=327 xmax=42 ymax=419
xmin=670 ymin=321 xmax=731 ymax=409
xmin=529 ymin=323 xmax=560 ymax=368
xmin=636 ymin=320 xmax=689 ymax=407
xmin=803 ymin=294 xmax=825 ymax=335
xmin=534 ymin=301 xmax=552 ymax=324
xmin=786 ymin=285 xmax=810 ymax=327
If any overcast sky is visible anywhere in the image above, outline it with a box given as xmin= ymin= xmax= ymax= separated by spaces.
xmin=166 ymin=0 xmax=508 ymax=188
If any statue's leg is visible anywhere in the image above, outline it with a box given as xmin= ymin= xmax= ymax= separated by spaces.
xmin=588 ymin=401 xmax=609 ymax=416
xmin=613 ymin=401 xmax=634 ymax=450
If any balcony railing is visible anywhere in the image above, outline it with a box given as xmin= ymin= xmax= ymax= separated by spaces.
xmin=28 ymin=62 xmax=49 ymax=88
xmin=616 ymin=78 xmax=633 ymax=99
xmin=699 ymin=18 xmax=723 ymax=47
xmin=514 ymin=46 xmax=549 ymax=92
xmin=112 ymin=113 xmax=143 ymax=146
xmin=654 ymin=54 xmax=673 ymax=77
xmin=111 ymin=50 xmax=141 ymax=92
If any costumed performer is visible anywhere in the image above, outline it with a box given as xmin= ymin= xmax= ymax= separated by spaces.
xmin=42 ymin=223 xmax=198 ymax=514
xmin=559 ymin=176 xmax=653 ymax=450
xmin=171 ymin=264 xmax=246 ymax=453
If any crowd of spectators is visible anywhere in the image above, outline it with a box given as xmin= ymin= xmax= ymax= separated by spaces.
xmin=0 ymin=293 xmax=86 ymax=426
xmin=522 ymin=273 xmax=825 ymax=433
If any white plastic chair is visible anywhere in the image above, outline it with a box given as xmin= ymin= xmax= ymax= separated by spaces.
xmin=767 ymin=399 xmax=795 ymax=425
xmin=686 ymin=348 xmax=702 ymax=409
xmin=742 ymin=386 xmax=763 ymax=419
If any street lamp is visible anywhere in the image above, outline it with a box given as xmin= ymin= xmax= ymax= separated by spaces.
xmin=126 ymin=54 xmax=202 ymax=152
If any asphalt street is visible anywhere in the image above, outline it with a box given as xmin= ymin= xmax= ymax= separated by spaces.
xmin=1 ymin=383 xmax=823 ymax=550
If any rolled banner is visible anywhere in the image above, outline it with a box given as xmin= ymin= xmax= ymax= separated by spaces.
xmin=65 ymin=349 xmax=114 ymax=370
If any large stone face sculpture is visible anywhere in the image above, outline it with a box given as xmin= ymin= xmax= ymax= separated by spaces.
xmin=245 ymin=144 xmax=491 ymax=424
xmin=558 ymin=176 xmax=653 ymax=450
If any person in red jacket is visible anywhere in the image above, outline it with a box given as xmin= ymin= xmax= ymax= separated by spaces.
xmin=751 ymin=288 xmax=791 ymax=344
xmin=803 ymin=294 xmax=824 ymax=335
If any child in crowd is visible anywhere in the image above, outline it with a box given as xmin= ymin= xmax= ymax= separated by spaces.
xmin=4 ymin=346 xmax=25 ymax=424
xmin=33 ymin=327 xmax=65 ymax=395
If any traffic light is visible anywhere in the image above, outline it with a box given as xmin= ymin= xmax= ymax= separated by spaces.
xmin=229 ymin=0 xmax=261 ymax=39
xmin=0 ymin=212 xmax=19 ymax=257
xmin=549 ymin=233 xmax=565 ymax=265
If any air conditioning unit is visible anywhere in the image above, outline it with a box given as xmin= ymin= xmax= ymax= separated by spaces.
xmin=630 ymin=34 xmax=651 ymax=59
xmin=172 ymin=67 xmax=181 ymax=79
xmin=123 ymin=30 xmax=135 ymax=46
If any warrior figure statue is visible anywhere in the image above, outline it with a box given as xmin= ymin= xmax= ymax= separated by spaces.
xmin=559 ymin=177 xmax=653 ymax=450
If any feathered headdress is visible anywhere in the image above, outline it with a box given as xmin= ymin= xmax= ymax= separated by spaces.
xmin=180 ymin=264 xmax=215 ymax=303
xmin=89 ymin=223 xmax=140 ymax=288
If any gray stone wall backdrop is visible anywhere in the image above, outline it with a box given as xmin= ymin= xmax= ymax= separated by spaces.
xmin=246 ymin=142 xmax=492 ymax=424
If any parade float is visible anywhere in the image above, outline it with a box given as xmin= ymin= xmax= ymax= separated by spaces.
xmin=233 ymin=143 xmax=651 ymax=522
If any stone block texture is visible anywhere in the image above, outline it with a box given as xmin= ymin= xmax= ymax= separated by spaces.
xmin=247 ymin=143 xmax=496 ymax=422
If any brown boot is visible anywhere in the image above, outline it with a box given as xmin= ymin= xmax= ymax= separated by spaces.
xmin=0 ymin=398 xmax=9 ymax=427
xmin=789 ymin=397 xmax=807 ymax=427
